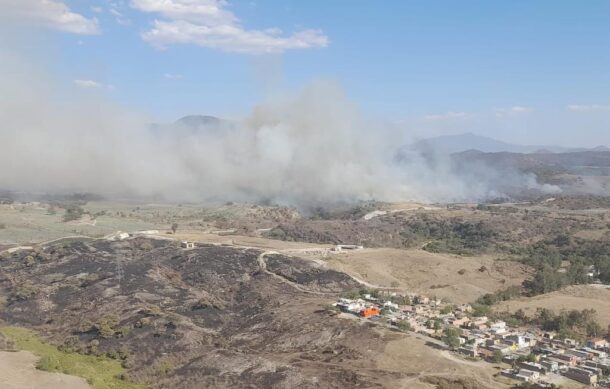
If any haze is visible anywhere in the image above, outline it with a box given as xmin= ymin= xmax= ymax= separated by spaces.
xmin=0 ymin=0 xmax=609 ymax=206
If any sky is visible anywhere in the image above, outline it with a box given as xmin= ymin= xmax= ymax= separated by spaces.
xmin=1 ymin=0 xmax=610 ymax=147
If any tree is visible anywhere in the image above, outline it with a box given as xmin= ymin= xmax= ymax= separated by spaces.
xmin=443 ymin=327 xmax=461 ymax=349
xmin=492 ymin=350 xmax=503 ymax=363
xmin=445 ymin=335 xmax=460 ymax=349
xmin=396 ymin=320 xmax=412 ymax=332
xmin=171 ymin=223 xmax=178 ymax=234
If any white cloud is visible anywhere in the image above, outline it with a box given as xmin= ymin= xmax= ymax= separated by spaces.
xmin=109 ymin=7 xmax=132 ymax=25
xmin=74 ymin=79 xmax=101 ymax=88
xmin=494 ymin=105 xmax=534 ymax=117
xmin=509 ymin=106 xmax=533 ymax=113
xmin=3 ymin=0 xmax=100 ymax=34
xmin=567 ymin=104 xmax=610 ymax=112
xmin=130 ymin=0 xmax=328 ymax=53
xmin=424 ymin=111 xmax=473 ymax=121
xmin=130 ymin=0 xmax=236 ymax=24
xmin=164 ymin=73 xmax=183 ymax=79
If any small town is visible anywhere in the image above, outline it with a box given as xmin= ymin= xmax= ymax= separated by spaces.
xmin=333 ymin=290 xmax=610 ymax=388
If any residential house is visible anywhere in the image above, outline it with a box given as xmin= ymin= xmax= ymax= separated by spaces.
xmin=564 ymin=367 xmax=598 ymax=386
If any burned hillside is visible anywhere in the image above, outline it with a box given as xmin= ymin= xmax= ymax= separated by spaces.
xmin=0 ymin=237 xmax=417 ymax=388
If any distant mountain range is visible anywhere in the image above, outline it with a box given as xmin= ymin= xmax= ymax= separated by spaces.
xmin=409 ymin=132 xmax=609 ymax=155
xmin=151 ymin=115 xmax=233 ymax=136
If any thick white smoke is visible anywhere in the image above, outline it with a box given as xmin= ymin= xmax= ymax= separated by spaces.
xmin=0 ymin=48 xmax=555 ymax=208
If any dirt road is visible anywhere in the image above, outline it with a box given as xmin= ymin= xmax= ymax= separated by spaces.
xmin=0 ymin=350 xmax=90 ymax=389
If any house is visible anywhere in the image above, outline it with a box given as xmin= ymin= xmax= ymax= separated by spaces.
xmin=564 ymin=349 xmax=589 ymax=360
xmin=542 ymin=332 xmax=556 ymax=341
xmin=359 ymin=307 xmax=381 ymax=318
xmin=506 ymin=335 xmax=529 ymax=350
xmin=587 ymin=338 xmax=609 ymax=350
xmin=332 ymin=244 xmax=363 ymax=252
xmin=517 ymin=361 xmax=547 ymax=374
xmin=181 ymin=241 xmax=195 ymax=249
xmin=449 ymin=317 xmax=470 ymax=327
xmin=486 ymin=343 xmax=513 ymax=355
xmin=458 ymin=344 xmax=478 ymax=358
xmin=553 ymin=353 xmax=578 ymax=366
xmin=383 ymin=301 xmax=399 ymax=310
xmin=564 ymin=367 xmax=598 ymax=386
xmin=581 ymin=347 xmax=607 ymax=359
xmin=584 ymin=359 xmax=610 ymax=370
xmin=515 ymin=369 xmax=540 ymax=382
xmin=540 ymin=359 xmax=559 ymax=373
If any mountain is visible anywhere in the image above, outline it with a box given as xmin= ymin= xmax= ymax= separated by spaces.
xmin=174 ymin=115 xmax=224 ymax=130
xmin=408 ymin=132 xmax=594 ymax=155
xmin=151 ymin=115 xmax=233 ymax=137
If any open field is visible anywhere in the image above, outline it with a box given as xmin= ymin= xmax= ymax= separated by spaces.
xmin=374 ymin=332 xmax=506 ymax=388
xmin=325 ymin=248 xmax=532 ymax=304
xmin=0 ymin=201 xmax=299 ymax=246
xmin=495 ymin=284 xmax=610 ymax=327
xmin=0 ymin=350 xmax=90 ymax=389
xmin=0 ymin=327 xmax=142 ymax=389
xmin=168 ymin=230 xmax=335 ymax=250
xmin=0 ymin=202 xmax=160 ymax=245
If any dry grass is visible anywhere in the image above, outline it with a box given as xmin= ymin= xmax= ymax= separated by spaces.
xmin=374 ymin=333 xmax=507 ymax=388
xmin=495 ymin=284 xmax=610 ymax=327
xmin=325 ymin=248 xmax=531 ymax=303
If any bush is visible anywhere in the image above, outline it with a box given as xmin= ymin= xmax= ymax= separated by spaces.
xmin=492 ymin=350 xmax=503 ymax=363
xmin=396 ymin=320 xmax=412 ymax=331
xmin=153 ymin=359 xmax=175 ymax=375
xmin=95 ymin=316 xmax=119 ymax=338
xmin=12 ymin=283 xmax=39 ymax=301
xmin=62 ymin=205 xmax=86 ymax=222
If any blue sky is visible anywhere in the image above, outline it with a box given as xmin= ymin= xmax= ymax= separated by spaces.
xmin=3 ymin=0 xmax=610 ymax=146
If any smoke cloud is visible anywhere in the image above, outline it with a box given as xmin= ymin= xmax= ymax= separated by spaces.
xmin=0 ymin=48 xmax=558 ymax=209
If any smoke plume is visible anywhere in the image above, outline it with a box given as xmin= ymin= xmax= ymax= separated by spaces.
xmin=0 ymin=48 xmax=558 ymax=209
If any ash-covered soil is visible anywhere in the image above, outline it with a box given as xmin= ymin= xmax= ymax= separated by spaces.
xmin=0 ymin=238 xmax=418 ymax=388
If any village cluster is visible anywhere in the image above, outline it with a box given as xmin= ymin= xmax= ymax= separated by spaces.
xmin=334 ymin=291 xmax=610 ymax=388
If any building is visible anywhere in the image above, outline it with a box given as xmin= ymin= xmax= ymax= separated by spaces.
xmin=458 ymin=344 xmax=478 ymax=358
xmin=359 ymin=307 xmax=381 ymax=318
xmin=181 ymin=241 xmax=195 ymax=249
xmin=539 ymin=359 xmax=559 ymax=373
xmin=515 ymin=369 xmax=540 ymax=382
xmin=587 ymin=338 xmax=609 ymax=350
xmin=332 ymin=244 xmax=364 ymax=252
xmin=553 ymin=353 xmax=578 ymax=366
xmin=506 ymin=335 xmax=530 ymax=350
xmin=564 ymin=367 xmax=598 ymax=386
xmin=383 ymin=301 xmax=399 ymax=310
xmin=517 ymin=361 xmax=547 ymax=375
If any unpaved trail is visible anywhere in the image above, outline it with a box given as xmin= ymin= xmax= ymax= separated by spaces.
xmin=0 ymin=351 xmax=90 ymax=389
xmin=256 ymin=251 xmax=334 ymax=296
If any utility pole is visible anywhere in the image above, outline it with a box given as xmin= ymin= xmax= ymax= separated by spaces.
xmin=116 ymin=257 xmax=124 ymax=286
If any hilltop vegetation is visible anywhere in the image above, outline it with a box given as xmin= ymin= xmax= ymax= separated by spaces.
xmin=0 ymin=326 xmax=142 ymax=389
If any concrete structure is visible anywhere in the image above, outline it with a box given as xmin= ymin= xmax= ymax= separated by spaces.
xmin=515 ymin=369 xmax=540 ymax=382
xmin=181 ymin=241 xmax=195 ymax=249
xmin=564 ymin=366 xmax=598 ymax=386
xmin=458 ymin=345 xmax=478 ymax=358
xmin=517 ymin=361 xmax=547 ymax=374
xmin=587 ymin=338 xmax=609 ymax=350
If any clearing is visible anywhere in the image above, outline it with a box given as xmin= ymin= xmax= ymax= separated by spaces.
xmin=325 ymin=248 xmax=531 ymax=304
xmin=495 ymin=284 xmax=610 ymax=327
xmin=0 ymin=350 xmax=90 ymax=389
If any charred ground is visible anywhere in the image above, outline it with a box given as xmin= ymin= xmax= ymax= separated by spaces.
xmin=0 ymin=237 xmax=422 ymax=388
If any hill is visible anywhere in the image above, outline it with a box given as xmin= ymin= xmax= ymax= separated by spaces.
xmin=407 ymin=132 xmax=599 ymax=155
